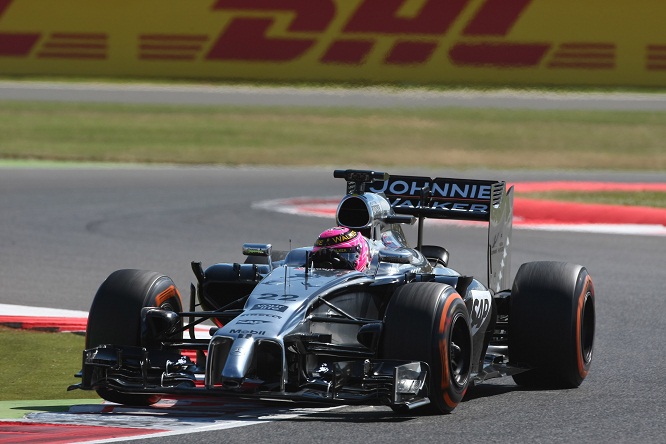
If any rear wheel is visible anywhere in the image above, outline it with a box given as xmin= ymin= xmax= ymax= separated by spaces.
xmin=382 ymin=282 xmax=472 ymax=414
xmin=509 ymin=261 xmax=595 ymax=388
xmin=86 ymin=269 xmax=183 ymax=405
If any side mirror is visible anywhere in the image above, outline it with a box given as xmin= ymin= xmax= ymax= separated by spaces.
xmin=378 ymin=248 xmax=414 ymax=265
xmin=243 ymin=243 xmax=273 ymax=269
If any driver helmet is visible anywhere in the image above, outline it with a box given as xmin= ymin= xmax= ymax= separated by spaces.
xmin=313 ymin=226 xmax=370 ymax=272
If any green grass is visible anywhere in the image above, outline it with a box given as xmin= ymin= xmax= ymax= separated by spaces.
xmin=0 ymin=327 xmax=93 ymax=401
xmin=1 ymin=101 xmax=665 ymax=171
xmin=522 ymin=191 xmax=666 ymax=208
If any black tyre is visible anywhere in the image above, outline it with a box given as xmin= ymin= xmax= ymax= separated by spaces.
xmin=509 ymin=261 xmax=595 ymax=388
xmin=86 ymin=269 xmax=183 ymax=406
xmin=382 ymin=282 xmax=472 ymax=414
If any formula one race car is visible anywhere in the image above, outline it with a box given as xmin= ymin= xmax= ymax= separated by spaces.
xmin=70 ymin=170 xmax=596 ymax=414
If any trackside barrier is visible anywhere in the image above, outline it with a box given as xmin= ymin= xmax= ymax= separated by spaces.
xmin=1 ymin=0 xmax=665 ymax=87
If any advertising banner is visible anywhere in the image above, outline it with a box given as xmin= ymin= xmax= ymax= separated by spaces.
xmin=1 ymin=0 xmax=665 ymax=87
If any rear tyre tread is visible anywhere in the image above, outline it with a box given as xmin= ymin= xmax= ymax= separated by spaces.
xmin=509 ymin=261 xmax=595 ymax=389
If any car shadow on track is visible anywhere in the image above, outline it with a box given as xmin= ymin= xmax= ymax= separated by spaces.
xmin=462 ymin=382 xmax=520 ymax=402
xmin=9 ymin=405 xmax=73 ymax=414
xmin=281 ymin=383 xmax=524 ymax=423
xmin=14 ymin=385 xmax=525 ymax=426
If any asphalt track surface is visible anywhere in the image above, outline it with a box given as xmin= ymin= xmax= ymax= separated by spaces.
xmin=1 ymin=166 xmax=665 ymax=443
xmin=3 ymin=80 xmax=666 ymax=110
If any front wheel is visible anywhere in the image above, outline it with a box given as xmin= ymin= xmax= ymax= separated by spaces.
xmin=381 ymin=282 xmax=472 ymax=414
xmin=86 ymin=269 xmax=183 ymax=406
xmin=509 ymin=261 xmax=595 ymax=388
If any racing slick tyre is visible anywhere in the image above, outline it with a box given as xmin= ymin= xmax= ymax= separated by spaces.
xmin=381 ymin=282 xmax=472 ymax=414
xmin=86 ymin=269 xmax=183 ymax=406
xmin=509 ymin=261 xmax=595 ymax=388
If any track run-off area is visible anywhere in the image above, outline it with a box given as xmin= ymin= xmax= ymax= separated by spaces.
xmin=256 ymin=181 xmax=666 ymax=236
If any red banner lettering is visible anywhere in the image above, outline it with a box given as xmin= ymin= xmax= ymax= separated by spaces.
xmin=206 ymin=0 xmax=335 ymax=61
xmin=345 ymin=0 xmax=469 ymax=35
xmin=209 ymin=0 xmax=335 ymax=32
xmin=207 ymin=18 xmax=315 ymax=61
xmin=321 ymin=39 xmax=373 ymax=64
xmin=0 ymin=0 xmax=40 ymax=56
xmin=385 ymin=41 xmax=437 ymax=65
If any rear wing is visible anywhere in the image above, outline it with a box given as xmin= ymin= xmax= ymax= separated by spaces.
xmin=368 ymin=175 xmax=505 ymax=222
xmin=334 ymin=170 xmax=513 ymax=292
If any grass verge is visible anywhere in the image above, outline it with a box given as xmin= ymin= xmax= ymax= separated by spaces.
xmin=0 ymin=327 xmax=93 ymax=401
xmin=1 ymin=101 xmax=665 ymax=171
xmin=522 ymin=191 xmax=666 ymax=208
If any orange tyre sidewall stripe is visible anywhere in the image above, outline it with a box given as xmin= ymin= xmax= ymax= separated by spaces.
xmin=438 ymin=292 xmax=463 ymax=408
xmin=155 ymin=284 xmax=181 ymax=307
xmin=575 ymin=275 xmax=593 ymax=378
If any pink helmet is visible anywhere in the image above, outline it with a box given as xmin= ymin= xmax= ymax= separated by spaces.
xmin=313 ymin=227 xmax=370 ymax=272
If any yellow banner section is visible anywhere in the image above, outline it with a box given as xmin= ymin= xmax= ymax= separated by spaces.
xmin=1 ymin=0 xmax=665 ymax=87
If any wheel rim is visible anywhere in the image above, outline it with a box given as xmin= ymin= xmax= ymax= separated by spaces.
xmin=449 ymin=312 xmax=471 ymax=387
xmin=580 ymin=291 xmax=595 ymax=364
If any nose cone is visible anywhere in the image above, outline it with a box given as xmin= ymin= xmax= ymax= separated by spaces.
xmin=221 ymin=336 xmax=255 ymax=382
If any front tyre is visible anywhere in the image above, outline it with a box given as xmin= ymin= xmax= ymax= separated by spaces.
xmin=382 ymin=282 xmax=472 ymax=414
xmin=86 ymin=269 xmax=183 ymax=406
xmin=509 ymin=261 xmax=595 ymax=388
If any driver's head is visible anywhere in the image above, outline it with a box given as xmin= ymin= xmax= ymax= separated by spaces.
xmin=313 ymin=226 xmax=370 ymax=272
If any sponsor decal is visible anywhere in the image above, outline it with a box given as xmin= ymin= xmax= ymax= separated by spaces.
xmin=6 ymin=0 xmax=665 ymax=85
xmin=647 ymin=45 xmax=666 ymax=71
xmin=204 ymin=0 xmax=552 ymax=67
xmin=369 ymin=176 xmax=498 ymax=215
xmin=0 ymin=0 xmax=40 ymax=57
xmin=370 ymin=176 xmax=494 ymax=200
xmin=546 ymin=42 xmax=615 ymax=70
xmin=139 ymin=33 xmax=209 ymax=61
xmin=251 ymin=303 xmax=289 ymax=312
xmin=235 ymin=319 xmax=272 ymax=325
xmin=391 ymin=198 xmax=489 ymax=214
xmin=0 ymin=0 xmax=568 ymax=69
xmin=229 ymin=329 xmax=266 ymax=335
xmin=469 ymin=290 xmax=492 ymax=335
xmin=206 ymin=0 xmax=335 ymax=62
xmin=241 ymin=313 xmax=282 ymax=319
xmin=36 ymin=32 xmax=108 ymax=60
xmin=0 ymin=0 xmax=11 ymax=15
xmin=315 ymin=229 xmax=359 ymax=247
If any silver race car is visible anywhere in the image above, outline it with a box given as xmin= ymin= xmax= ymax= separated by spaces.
xmin=70 ymin=169 xmax=595 ymax=414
